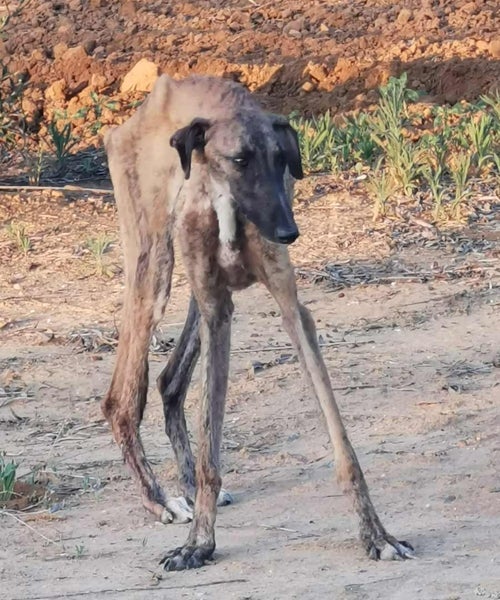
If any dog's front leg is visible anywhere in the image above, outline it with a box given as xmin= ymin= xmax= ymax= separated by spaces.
xmin=257 ymin=244 xmax=414 ymax=561
xmin=161 ymin=287 xmax=233 ymax=571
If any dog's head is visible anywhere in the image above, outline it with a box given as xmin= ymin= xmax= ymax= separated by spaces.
xmin=170 ymin=111 xmax=303 ymax=245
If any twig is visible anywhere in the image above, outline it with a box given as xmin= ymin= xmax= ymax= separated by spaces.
xmin=259 ymin=524 xmax=300 ymax=533
xmin=0 ymin=291 xmax=91 ymax=302
xmin=8 ymin=505 xmax=48 ymax=514
xmin=333 ymin=383 xmax=378 ymax=391
xmin=0 ymin=184 xmax=112 ymax=194
xmin=0 ymin=396 xmax=30 ymax=407
xmin=396 ymin=293 xmax=458 ymax=308
xmin=0 ymin=510 xmax=57 ymax=544
xmin=7 ymin=578 xmax=248 ymax=600
xmin=417 ymin=401 xmax=444 ymax=406
xmin=231 ymin=340 xmax=373 ymax=354
xmin=53 ymin=436 xmax=93 ymax=444
xmin=346 ymin=575 xmax=404 ymax=587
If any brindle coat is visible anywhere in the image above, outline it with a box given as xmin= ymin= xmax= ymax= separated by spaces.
xmin=102 ymin=75 xmax=414 ymax=570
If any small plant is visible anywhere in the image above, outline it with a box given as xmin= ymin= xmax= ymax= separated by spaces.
xmin=47 ymin=119 xmax=78 ymax=166
xmin=371 ymin=74 xmax=422 ymax=196
xmin=421 ymin=129 xmax=451 ymax=174
xmin=349 ymin=116 xmax=379 ymax=164
xmin=86 ymin=234 xmax=113 ymax=276
xmin=422 ymin=165 xmax=446 ymax=220
xmin=449 ymin=151 xmax=472 ymax=218
xmin=89 ymin=92 xmax=119 ymax=134
xmin=73 ymin=544 xmax=86 ymax=559
xmin=0 ymin=66 xmax=25 ymax=150
xmin=480 ymin=91 xmax=500 ymax=124
xmin=6 ymin=222 xmax=32 ymax=255
xmin=291 ymin=111 xmax=340 ymax=173
xmin=374 ymin=72 xmax=419 ymax=134
xmin=388 ymin=140 xmax=425 ymax=196
xmin=26 ymin=145 xmax=47 ymax=185
xmin=366 ymin=159 xmax=396 ymax=220
xmin=126 ymin=98 xmax=145 ymax=110
xmin=466 ymin=114 xmax=493 ymax=172
xmin=0 ymin=455 xmax=17 ymax=502
xmin=52 ymin=107 xmax=87 ymax=122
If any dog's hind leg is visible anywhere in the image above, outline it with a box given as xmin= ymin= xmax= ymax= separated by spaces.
xmin=101 ymin=90 xmax=191 ymax=524
xmin=157 ymin=293 xmax=199 ymax=524
xmin=158 ymin=293 xmax=234 ymax=517
xmin=102 ymin=224 xmax=176 ymax=523
xmin=158 ymin=294 xmax=200 ymax=504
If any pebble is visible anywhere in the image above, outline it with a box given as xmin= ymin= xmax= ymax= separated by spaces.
xmin=489 ymin=38 xmax=500 ymax=58
xmin=397 ymin=8 xmax=413 ymax=25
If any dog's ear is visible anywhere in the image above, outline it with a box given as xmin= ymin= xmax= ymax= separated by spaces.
xmin=170 ymin=118 xmax=211 ymax=179
xmin=270 ymin=115 xmax=304 ymax=180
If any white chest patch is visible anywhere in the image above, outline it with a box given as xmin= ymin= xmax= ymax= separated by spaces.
xmin=211 ymin=177 xmax=236 ymax=245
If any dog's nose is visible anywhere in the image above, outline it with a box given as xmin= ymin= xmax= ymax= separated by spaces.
xmin=275 ymin=227 xmax=299 ymax=245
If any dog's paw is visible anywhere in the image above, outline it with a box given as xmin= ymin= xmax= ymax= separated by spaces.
xmin=366 ymin=535 xmax=415 ymax=561
xmin=160 ymin=544 xmax=214 ymax=571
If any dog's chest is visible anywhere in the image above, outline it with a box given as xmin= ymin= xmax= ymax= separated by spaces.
xmin=217 ymin=241 xmax=256 ymax=291
xmin=179 ymin=206 xmax=256 ymax=291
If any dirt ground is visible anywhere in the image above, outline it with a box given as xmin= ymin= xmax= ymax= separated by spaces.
xmin=0 ymin=180 xmax=499 ymax=599
xmin=1 ymin=0 xmax=500 ymax=120
xmin=1 ymin=0 xmax=500 ymax=598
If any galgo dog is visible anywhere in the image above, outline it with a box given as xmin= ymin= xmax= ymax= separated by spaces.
xmin=102 ymin=74 xmax=414 ymax=570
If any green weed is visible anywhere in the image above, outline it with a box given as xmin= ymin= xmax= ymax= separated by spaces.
xmin=73 ymin=544 xmax=86 ymax=559
xmin=0 ymin=455 xmax=18 ymax=502
xmin=365 ymin=160 xmax=396 ymax=220
xmin=373 ymin=72 xmax=419 ymax=134
xmin=52 ymin=107 xmax=88 ymax=122
xmin=0 ymin=66 xmax=25 ymax=149
xmin=466 ymin=114 xmax=494 ymax=172
xmin=422 ymin=165 xmax=446 ymax=220
xmin=335 ymin=112 xmax=379 ymax=165
xmin=290 ymin=80 xmax=499 ymax=223
xmin=0 ymin=1 xmax=30 ymax=150
xmin=26 ymin=145 xmax=48 ymax=185
xmin=89 ymin=92 xmax=119 ymax=134
xmin=47 ymin=119 xmax=78 ymax=166
xmin=291 ymin=108 xmax=382 ymax=174
xmin=420 ymin=129 xmax=451 ymax=174
xmin=6 ymin=222 xmax=32 ymax=255
xmin=348 ymin=114 xmax=379 ymax=164
xmin=371 ymin=74 xmax=423 ymax=196
xmin=291 ymin=111 xmax=340 ymax=173
xmin=86 ymin=234 xmax=114 ymax=276
xmin=390 ymin=140 xmax=425 ymax=196
xmin=480 ymin=91 xmax=500 ymax=124
xmin=449 ymin=151 xmax=472 ymax=218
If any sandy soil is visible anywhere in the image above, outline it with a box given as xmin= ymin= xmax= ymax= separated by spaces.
xmin=1 ymin=182 xmax=499 ymax=599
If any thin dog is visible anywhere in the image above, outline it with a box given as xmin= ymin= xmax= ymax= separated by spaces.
xmin=102 ymin=75 xmax=414 ymax=570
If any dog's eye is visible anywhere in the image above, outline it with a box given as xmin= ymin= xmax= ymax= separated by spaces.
xmin=232 ymin=156 xmax=249 ymax=167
